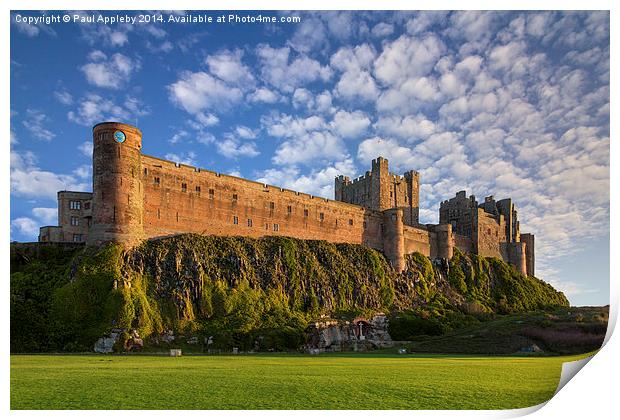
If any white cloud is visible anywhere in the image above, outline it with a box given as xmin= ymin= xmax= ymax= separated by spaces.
xmin=406 ymin=11 xmax=449 ymax=34
xmin=195 ymin=112 xmax=219 ymax=127
xmin=80 ymin=51 xmax=140 ymax=89
xmin=22 ymin=109 xmax=55 ymax=141
xmin=164 ymin=151 xmax=198 ymax=166
xmin=11 ymin=217 xmax=40 ymax=239
xmin=287 ymin=17 xmax=328 ymax=54
xmin=169 ymin=130 xmax=189 ymax=144
xmin=334 ymin=70 xmax=380 ymax=103
xmin=256 ymin=158 xmax=357 ymax=199
xmin=371 ymin=22 xmax=394 ymax=38
xmin=374 ymin=34 xmax=445 ymax=86
xmin=78 ymin=141 xmax=93 ymax=157
xmin=374 ymin=114 xmax=436 ymax=141
xmin=32 ymin=207 xmax=58 ymax=225
xmin=68 ymin=94 xmax=149 ymax=126
xmin=54 ymin=91 xmax=73 ymax=105
xmin=488 ymin=41 xmax=527 ymax=71
xmin=167 ymin=71 xmax=243 ymax=114
xmin=330 ymin=110 xmax=371 ymax=138
xmin=272 ymin=130 xmax=345 ymax=166
xmin=234 ymin=126 xmax=258 ymax=139
xmin=73 ymin=164 xmax=91 ymax=179
xmin=11 ymin=150 xmax=89 ymax=200
xmin=216 ymin=136 xmax=260 ymax=159
xmin=256 ymin=44 xmax=332 ymax=92
xmin=205 ymin=49 xmax=255 ymax=86
xmin=248 ymin=87 xmax=282 ymax=104
xmin=331 ymin=44 xmax=380 ymax=102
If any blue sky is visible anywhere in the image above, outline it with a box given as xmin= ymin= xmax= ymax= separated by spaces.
xmin=10 ymin=11 xmax=609 ymax=306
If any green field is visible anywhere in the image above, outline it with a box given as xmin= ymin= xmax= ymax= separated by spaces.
xmin=10 ymin=353 xmax=590 ymax=410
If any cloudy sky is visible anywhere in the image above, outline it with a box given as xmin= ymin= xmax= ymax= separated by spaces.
xmin=10 ymin=10 xmax=609 ymax=305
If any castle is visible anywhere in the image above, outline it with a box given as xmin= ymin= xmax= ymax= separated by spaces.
xmin=38 ymin=122 xmax=534 ymax=276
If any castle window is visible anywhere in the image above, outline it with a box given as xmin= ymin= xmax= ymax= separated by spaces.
xmin=84 ymin=202 xmax=91 ymax=210
xmin=209 ymin=189 xmax=215 ymax=199
xmin=70 ymin=216 xmax=79 ymax=226
xmin=247 ymin=219 xmax=253 ymax=227
xmin=349 ymin=219 xmax=353 ymax=226
xmin=181 ymin=183 xmax=187 ymax=192
xmin=87 ymin=218 xmax=92 ymax=227
xmin=287 ymin=205 xmax=292 ymax=214
xmin=319 ymin=212 xmax=324 ymax=222
xmin=73 ymin=234 xmax=82 ymax=242
xmin=304 ymin=209 xmax=309 ymax=217
xmin=273 ymin=224 xmax=279 ymax=232
xmin=144 ymin=168 xmax=148 ymax=175
xmin=269 ymin=202 xmax=275 ymax=210
xmin=233 ymin=216 xmax=239 ymax=225
xmin=265 ymin=223 xmax=269 ymax=230
xmin=69 ymin=201 xmax=81 ymax=210
xmin=195 ymin=186 xmax=201 ymax=195
xmin=154 ymin=177 xmax=160 ymax=186
xmin=232 ymin=194 xmax=238 ymax=202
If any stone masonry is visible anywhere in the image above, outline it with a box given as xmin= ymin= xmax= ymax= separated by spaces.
xmin=39 ymin=122 xmax=535 ymax=276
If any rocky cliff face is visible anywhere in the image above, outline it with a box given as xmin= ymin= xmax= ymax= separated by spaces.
xmin=10 ymin=234 xmax=569 ymax=352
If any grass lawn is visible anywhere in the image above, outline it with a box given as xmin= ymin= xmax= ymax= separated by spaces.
xmin=10 ymin=353 xmax=590 ymax=410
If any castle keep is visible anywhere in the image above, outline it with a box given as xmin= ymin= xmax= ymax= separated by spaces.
xmin=38 ymin=122 xmax=535 ymax=276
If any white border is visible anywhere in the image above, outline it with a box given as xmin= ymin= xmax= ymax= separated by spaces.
xmin=3 ymin=1 xmax=617 ymax=419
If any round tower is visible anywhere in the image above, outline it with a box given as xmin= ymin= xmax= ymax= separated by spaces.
xmin=87 ymin=122 xmax=144 ymax=247
xmin=382 ymin=208 xmax=406 ymax=272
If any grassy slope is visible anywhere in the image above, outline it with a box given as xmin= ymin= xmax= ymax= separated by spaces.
xmin=10 ymin=353 xmax=590 ymax=410
xmin=406 ymin=306 xmax=608 ymax=355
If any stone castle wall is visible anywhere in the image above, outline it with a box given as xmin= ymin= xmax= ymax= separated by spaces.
xmin=39 ymin=121 xmax=535 ymax=276
xmin=139 ymin=153 xmax=385 ymax=251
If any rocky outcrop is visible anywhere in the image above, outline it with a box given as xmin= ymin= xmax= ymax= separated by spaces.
xmin=305 ymin=314 xmax=392 ymax=352
xmin=94 ymin=328 xmax=123 ymax=353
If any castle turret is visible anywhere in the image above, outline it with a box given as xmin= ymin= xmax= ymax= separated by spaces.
xmin=87 ymin=122 xmax=144 ymax=247
xmin=521 ymin=233 xmax=535 ymax=276
xmin=382 ymin=208 xmax=405 ymax=272
xmin=334 ymin=175 xmax=350 ymax=202
xmin=371 ymin=157 xmax=390 ymax=211
xmin=432 ymin=223 xmax=454 ymax=260
xmin=403 ymin=170 xmax=420 ymax=226
xmin=504 ymin=242 xmax=527 ymax=276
